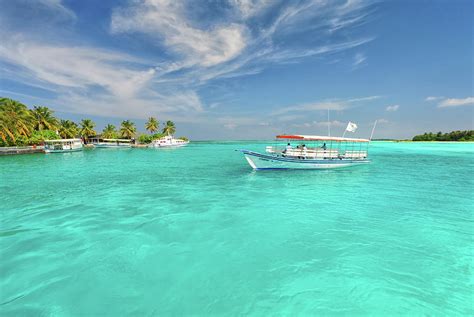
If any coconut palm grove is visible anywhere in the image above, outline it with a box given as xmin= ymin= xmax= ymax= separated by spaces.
xmin=0 ymin=97 xmax=186 ymax=147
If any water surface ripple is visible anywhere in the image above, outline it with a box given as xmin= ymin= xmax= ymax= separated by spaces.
xmin=0 ymin=142 xmax=473 ymax=315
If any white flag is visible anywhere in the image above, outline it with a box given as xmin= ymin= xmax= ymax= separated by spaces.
xmin=345 ymin=121 xmax=358 ymax=133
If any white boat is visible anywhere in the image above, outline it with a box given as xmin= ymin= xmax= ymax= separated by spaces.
xmin=150 ymin=135 xmax=189 ymax=148
xmin=44 ymin=139 xmax=83 ymax=153
xmin=89 ymin=137 xmax=132 ymax=148
xmin=239 ymin=134 xmax=371 ymax=170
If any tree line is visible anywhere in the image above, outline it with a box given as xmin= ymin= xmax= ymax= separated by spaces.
xmin=0 ymin=97 xmax=181 ymax=147
xmin=412 ymin=130 xmax=474 ymax=141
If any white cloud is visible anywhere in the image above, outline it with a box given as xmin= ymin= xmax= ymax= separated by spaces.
xmin=0 ymin=37 xmax=205 ymax=119
xmin=438 ymin=97 xmax=474 ymax=108
xmin=111 ymin=0 xmax=248 ymax=67
xmin=377 ymin=118 xmax=389 ymax=124
xmin=386 ymin=104 xmax=399 ymax=112
xmin=0 ymin=40 xmax=154 ymax=99
xmin=273 ymin=96 xmax=381 ymax=115
xmin=217 ymin=116 xmax=264 ymax=130
xmin=110 ymin=0 xmax=376 ymax=82
xmin=273 ymin=101 xmax=347 ymax=115
xmin=37 ymin=0 xmax=76 ymax=20
xmin=0 ymin=0 xmax=378 ymax=126
xmin=352 ymin=52 xmax=367 ymax=68
xmin=231 ymin=0 xmax=275 ymax=18
xmin=425 ymin=96 xmax=443 ymax=102
xmin=55 ymin=89 xmax=204 ymax=120
xmin=292 ymin=120 xmax=345 ymax=128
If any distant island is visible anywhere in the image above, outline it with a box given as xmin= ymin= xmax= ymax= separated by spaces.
xmin=374 ymin=131 xmax=473 ymax=142
xmin=411 ymin=130 xmax=473 ymax=142
xmin=0 ymin=97 xmax=187 ymax=147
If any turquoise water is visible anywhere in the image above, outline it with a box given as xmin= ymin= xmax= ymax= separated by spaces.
xmin=1 ymin=141 xmax=473 ymax=315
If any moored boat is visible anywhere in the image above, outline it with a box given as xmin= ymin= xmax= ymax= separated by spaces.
xmin=88 ymin=137 xmax=132 ymax=148
xmin=150 ymin=135 xmax=189 ymax=148
xmin=44 ymin=139 xmax=83 ymax=153
xmin=239 ymin=134 xmax=371 ymax=170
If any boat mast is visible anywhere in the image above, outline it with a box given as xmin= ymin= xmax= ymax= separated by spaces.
xmin=327 ymin=109 xmax=331 ymax=137
xmin=369 ymin=120 xmax=378 ymax=141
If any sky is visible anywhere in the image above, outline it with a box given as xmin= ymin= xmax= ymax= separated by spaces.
xmin=0 ymin=0 xmax=472 ymax=140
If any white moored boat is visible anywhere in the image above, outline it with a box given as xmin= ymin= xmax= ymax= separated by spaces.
xmin=150 ymin=135 xmax=189 ymax=148
xmin=44 ymin=139 xmax=83 ymax=153
xmin=89 ymin=137 xmax=132 ymax=148
xmin=239 ymin=134 xmax=371 ymax=170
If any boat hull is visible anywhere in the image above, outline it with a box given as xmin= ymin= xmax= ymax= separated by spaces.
xmin=44 ymin=148 xmax=83 ymax=153
xmin=150 ymin=143 xmax=189 ymax=148
xmin=241 ymin=150 xmax=369 ymax=170
xmin=94 ymin=144 xmax=131 ymax=148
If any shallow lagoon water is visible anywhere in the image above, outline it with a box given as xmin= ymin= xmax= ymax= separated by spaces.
xmin=0 ymin=141 xmax=473 ymax=315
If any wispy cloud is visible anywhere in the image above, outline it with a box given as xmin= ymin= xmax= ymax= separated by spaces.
xmin=272 ymin=96 xmax=381 ymax=116
xmin=37 ymin=0 xmax=77 ymax=20
xmin=111 ymin=1 xmax=248 ymax=68
xmin=110 ymin=0 xmax=377 ymax=83
xmin=0 ymin=0 xmax=377 ymax=121
xmin=386 ymin=104 xmax=399 ymax=112
xmin=292 ymin=120 xmax=345 ymax=128
xmin=1 ymin=41 xmax=156 ymax=98
xmin=425 ymin=96 xmax=444 ymax=102
xmin=352 ymin=52 xmax=367 ymax=69
xmin=438 ymin=97 xmax=474 ymax=108
xmin=231 ymin=0 xmax=275 ymax=19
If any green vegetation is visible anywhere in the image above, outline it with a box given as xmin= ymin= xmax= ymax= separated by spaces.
xmin=31 ymin=106 xmax=59 ymax=131
xmin=120 ymin=120 xmax=137 ymax=139
xmin=412 ymin=130 xmax=474 ymax=142
xmin=145 ymin=117 xmax=159 ymax=134
xmin=102 ymin=124 xmax=118 ymax=139
xmin=28 ymin=130 xmax=59 ymax=145
xmin=80 ymin=119 xmax=96 ymax=140
xmin=0 ymin=97 xmax=187 ymax=146
xmin=162 ymin=120 xmax=176 ymax=136
xmin=59 ymin=120 xmax=79 ymax=139
xmin=0 ymin=98 xmax=33 ymax=145
xmin=138 ymin=132 xmax=166 ymax=144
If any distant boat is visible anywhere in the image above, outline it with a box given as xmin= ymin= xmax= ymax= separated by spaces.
xmin=44 ymin=139 xmax=83 ymax=153
xmin=89 ymin=137 xmax=132 ymax=148
xmin=238 ymin=134 xmax=371 ymax=170
xmin=150 ymin=135 xmax=189 ymax=148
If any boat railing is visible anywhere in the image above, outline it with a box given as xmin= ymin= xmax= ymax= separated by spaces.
xmin=288 ymin=149 xmax=339 ymax=158
xmin=265 ymin=146 xmax=280 ymax=153
xmin=343 ymin=151 xmax=367 ymax=159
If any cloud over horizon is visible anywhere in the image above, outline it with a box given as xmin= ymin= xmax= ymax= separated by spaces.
xmin=0 ymin=0 xmax=377 ymax=122
xmin=437 ymin=97 xmax=474 ymax=108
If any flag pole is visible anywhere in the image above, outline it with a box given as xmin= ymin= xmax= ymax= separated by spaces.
xmin=327 ymin=109 xmax=330 ymax=137
xmin=369 ymin=120 xmax=378 ymax=141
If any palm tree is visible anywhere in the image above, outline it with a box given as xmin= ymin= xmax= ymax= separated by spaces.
xmin=80 ymin=119 xmax=96 ymax=140
xmin=0 ymin=98 xmax=33 ymax=143
xmin=145 ymin=117 xmax=159 ymax=134
xmin=120 ymin=120 xmax=136 ymax=139
xmin=31 ymin=106 xmax=59 ymax=131
xmin=102 ymin=124 xmax=117 ymax=139
xmin=162 ymin=120 xmax=176 ymax=136
xmin=58 ymin=120 xmax=79 ymax=139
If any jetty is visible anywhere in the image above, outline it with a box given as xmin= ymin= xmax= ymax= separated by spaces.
xmin=0 ymin=146 xmax=45 ymax=156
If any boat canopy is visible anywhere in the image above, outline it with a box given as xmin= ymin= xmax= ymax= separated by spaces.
xmin=101 ymin=138 xmax=131 ymax=142
xmin=44 ymin=138 xmax=82 ymax=143
xmin=276 ymin=134 xmax=370 ymax=143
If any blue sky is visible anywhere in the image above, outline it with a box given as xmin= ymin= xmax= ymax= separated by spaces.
xmin=0 ymin=0 xmax=472 ymax=140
